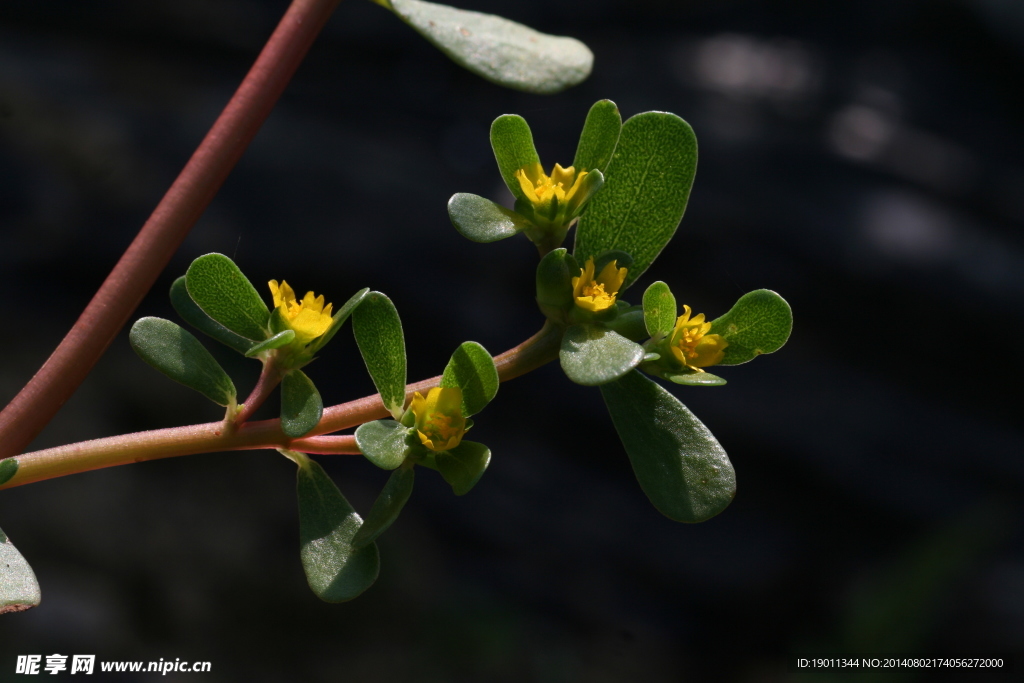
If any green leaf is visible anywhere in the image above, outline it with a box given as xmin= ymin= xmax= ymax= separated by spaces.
xmin=352 ymin=292 xmax=407 ymax=419
xmin=447 ymin=193 xmax=533 ymax=243
xmin=603 ymin=305 xmax=647 ymax=342
xmin=560 ymin=324 xmax=644 ymax=386
xmin=600 ymin=370 xmax=735 ymax=523
xmin=170 ymin=277 xmax=257 ymax=355
xmin=709 ymin=289 xmax=793 ymax=365
xmin=491 ymin=114 xmax=541 ymax=201
xmin=280 ymin=370 xmax=323 ymax=438
xmin=244 ymin=330 xmax=296 ymax=357
xmin=573 ymin=99 xmax=622 ymax=173
xmin=383 ymin=0 xmax=592 ymax=94
xmin=129 ymin=317 xmax=237 ymax=406
xmin=436 ymin=441 xmax=491 ymax=495
xmin=0 ymin=525 xmax=41 ymax=614
xmin=185 ymin=253 xmax=269 ymax=341
xmin=355 ymin=419 xmax=413 ymax=470
xmin=643 ymin=281 xmax=677 ymax=338
xmin=308 ymin=287 xmax=370 ymax=355
xmin=574 ymin=112 xmax=698 ymax=289
xmin=295 ymin=456 xmax=380 ymax=603
xmin=0 ymin=458 xmax=17 ymax=486
xmin=440 ymin=342 xmax=498 ymax=417
xmin=536 ymin=248 xmax=578 ymax=317
xmin=664 ymin=371 xmax=727 ymax=387
xmin=351 ymin=466 xmax=416 ymax=549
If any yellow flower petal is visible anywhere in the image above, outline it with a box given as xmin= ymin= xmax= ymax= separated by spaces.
xmin=573 ymin=256 xmax=625 ymax=312
xmin=410 ymin=387 xmax=468 ymax=452
xmin=669 ymin=304 xmax=728 ymax=371
xmin=268 ymin=280 xmax=334 ymax=345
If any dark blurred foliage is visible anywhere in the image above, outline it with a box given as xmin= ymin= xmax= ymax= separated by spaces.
xmin=1 ymin=0 xmax=1023 ymax=681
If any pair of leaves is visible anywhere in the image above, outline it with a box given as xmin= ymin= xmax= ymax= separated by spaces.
xmin=377 ymin=0 xmax=592 ymax=95
xmin=449 ymin=100 xmax=622 ymax=244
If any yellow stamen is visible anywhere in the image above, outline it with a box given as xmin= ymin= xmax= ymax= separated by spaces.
xmin=268 ymin=280 xmax=333 ymax=345
xmin=515 ymin=164 xmax=588 ymax=208
xmin=669 ymin=305 xmax=728 ymax=371
xmin=572 ymin=257 xmax=627 ymax=312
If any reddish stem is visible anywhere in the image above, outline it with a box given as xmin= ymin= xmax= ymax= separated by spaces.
xmin=233 ymin=360 xmax=284 ymax=427
xmin=0 ymin=0 xmax=343 ymax=459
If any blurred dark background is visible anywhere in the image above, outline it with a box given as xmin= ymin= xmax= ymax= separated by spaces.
xmin=2 ymin=0 xmax=1023 ymax=680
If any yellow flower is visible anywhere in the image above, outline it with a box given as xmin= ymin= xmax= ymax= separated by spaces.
xmin=516 ymin=163 xmax=589 ymax=212
xmin=268 ymin=280 xmax=333 ymax=345
xmin=410 ymin=387 xmax=468 ymax=452
xmin=572 ymin=257 xmax=627 ymax=313
xmin=669 ymin=305 xmax=728 ymax=371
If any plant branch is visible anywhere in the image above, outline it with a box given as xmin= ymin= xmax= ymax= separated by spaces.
xmin=0 ymin=0 xmax=344 ymax=459
xmin=0 ymin=323 xmax=561 ymax=489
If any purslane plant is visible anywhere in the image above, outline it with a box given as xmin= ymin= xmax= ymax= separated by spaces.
xmin=0 ymin=0 xmax=790 ymax=613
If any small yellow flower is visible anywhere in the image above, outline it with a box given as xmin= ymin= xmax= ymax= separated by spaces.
xmin=268 ymin=280 xmax=333 ymax=345
xmin=410 ymin=387 xmax=468 ymax=452
xmin=669 ymin=305 xmax=728 ymax=371
xmin=516 ymin=163 xmax=589 ymax=211
xmin=572 ymin=257 xmax=627 ymax=313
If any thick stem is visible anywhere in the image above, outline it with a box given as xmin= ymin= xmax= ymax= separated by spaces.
xmin=0 ymin=323 xmax=561 ymax=489
xmin=0 ymin=0 xmax=344 ymax=459
xmin=233 ymin=359 xmax=284 ymax=427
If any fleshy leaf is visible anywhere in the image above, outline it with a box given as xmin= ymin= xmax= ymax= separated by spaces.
xmin=244 ymin=330 xmax=296 ymax=357
xmin=573 ymin=99 xmax=622 ymax=173
xmin=0 ymin=458 xmax=17 ymax=486
xmin=447 ymin=193 xmax=533 ymax=243
xmin=351 ymin=466 xmax=416 ymax=549
xmin=307 ymin=287 xmax=370 ymax=355
xmin=129 ymin=317 xmax=237 ymax=406
xmin=536 ymin=248 xmax=578 ymax=319
xmin=664 ymin=371 xmax=727 ymax=387
xmin=643 ymin=281 xmax=677 ymax=338
xmin=185 ymin=253 xmax=269 ymax=341
xmin=600 ymin=370 xmax=735 ymax=523
xmin=281 ymin=370 xmax=323 ymax=438
xmin=354 ymin=419 xmax=413 ymax=470
xmin=709 ymin=289 xmax=793 ymax=365
xmin=352 ymin=292 xmax=407 ymax=420
xmin=491 ymin=114 xmax=541 ymax=201
xmin=560 ymin=324 xmax=644 ymax=386
xmin=574 ymin=112 xmax=698 ymax=289
xmin=603 ymin=305 xmax=647 ymax=342
xmin=436 ymin=440 xmax=491 ymax=495
xmin=382 ymin=0 xmax=592 ymax=94
xmin=0 ymin=525 xmax=41 ymax=614
xmin=170 ymin=276 xmax=257 ymax=355
xmin=440 ymin=342 xmax=498 ymax=417
xmin=293 ymin=453 xmax=379 ymax=602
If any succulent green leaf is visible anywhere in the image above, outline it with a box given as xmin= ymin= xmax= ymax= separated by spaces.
xmin=491 ymin=114 xmax=541 ymax=201
xmin=352 ymin=292 xmax=407 ymax=420
xmin=573 ymin=99 xmax=622 ymax=173
xmin=280 ymin=370 xmax=323 ymax=438
xmin=244 ymin=330 xmax=296 ymax=357
xmin=440 ymin=342 xmax=498 ymax=417
xmin=0 ymin=458 xmax=17 ymax=486
xmin=447 ymin=193 xmax=533 ymax=243
xmin=560 ymin=324 xmax=644 ymax=386
xmin=536 ymin=248 xmax=578 ymax=316
xmin=574 ymin=112 xmax=698 ymax=289
xmin=185 ymin=253 xmax=269 ymax=341
xmin=355 ymin=419 xmax=413 ymax=470
xmin=436 ymin=440 xmax=491 ymax=495
xmin=295 ymin=456 xmax=380 ymax=602
xmin=643 ymin=281 xmax=677 ymax=338
xmin=709 ymin=289 xmax=793 ymax=365
xmin=382 ymin=0 xmax=592 ymax=94
xmin=0 ymin=525 xmax=41 ymax=614
xmin=170 ymin=277 xmax=256 ymax=355
xmin=351 ymin=466 xmax=416 ymax=549
xmin=600 ymin=370 xmax=735 ymax=523
xmin=308 ymin=287 xmax=370 ymax=355
xmin=603 ymin=305 xmax=647 ymax=342
xmin=664 ymin=371 xmax=727 ymax=387
xmin=129 ymin=317 xmax=237 ymax=406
